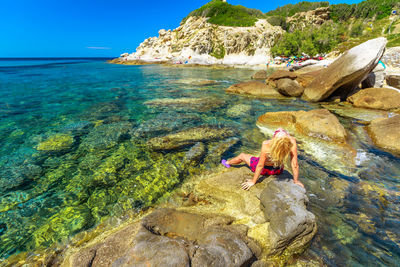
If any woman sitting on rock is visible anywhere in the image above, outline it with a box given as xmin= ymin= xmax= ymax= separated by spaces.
xmin=221 ymin=128 xmax=304 ymax=190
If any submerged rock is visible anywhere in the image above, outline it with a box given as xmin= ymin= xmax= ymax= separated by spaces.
xmin=79 ymin=122 xmax=133 ymax=152
xmin=148 ymin=125 xmax=236 ymax=150
xmin=347 ymin=87 xmax=400 ymax=110
xmin=226 ymin=104 xmax=252 ymax=118
xmin=367 ymin=115 xmax=400 ymax=154
xmin=144 ymin=97 xmax=225 ymax=112
xmin=303 ymin=37 xmax=387 ymax=102
xmin=36 ymin=133 xmax=74 ymax=152
xmin=226 ymin=81 xmax=282 ymax=98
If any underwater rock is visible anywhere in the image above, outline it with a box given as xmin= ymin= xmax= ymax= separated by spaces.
xmin=251 ymin=70 xmax=269 ymax=80
xmin=260 ymin=174 xmax=317 ymax=256
xmin=184 ymin=142 xmax=206 ymax=166
xmin=144 ymin=97 xmax=225 ymax=112
xmin=226 ymin=81 xmax=282 ymax=98
xmin=204 ymin=137 xmax=240 ymax=166
xmin=61 ymin=121 xmax=94 ymax=136
xmin=36 ymin=133 xmax=74 ymax=152
xmin=226 ymin=104 xmax=252 ymax=118
xmin=134 ymin=112 xmax=201 ymax=138
xmin=81 ymin=101 xmax=122 ymax=120
xmin=303 ymin=37 xmax=387 ymax=102
xmin=367 ymin=115 xmax=400 ymax=154
xmin=196 ymin=80 xmax=220 ymax=86
xmin=32 ymin=206 xmax=94 ymax=248
xmin=79 ymin=122 xmax=133 ymax=152
xmin=347 ymin=87 xmax=400 ymax=110
xmin=148 ymin=125 xmax=236 ymax=150
xmin=257 ymin=109 xmax=347 ymax=143
xmin=275 ymin=78 xmax=304 ymax=97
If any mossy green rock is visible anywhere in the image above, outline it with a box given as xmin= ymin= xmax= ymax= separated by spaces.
xmin=32 ymin=206 xmax=94 ymax=248
xmin=37 ymin=134 xmax=74 ymax=152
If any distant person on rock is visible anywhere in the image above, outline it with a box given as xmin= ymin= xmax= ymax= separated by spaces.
xmin=221 ymin=128 xmax=303 ymax=190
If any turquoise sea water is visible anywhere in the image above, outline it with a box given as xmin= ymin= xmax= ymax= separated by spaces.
xmin=0 ymin=59 xmax=399 ymax=266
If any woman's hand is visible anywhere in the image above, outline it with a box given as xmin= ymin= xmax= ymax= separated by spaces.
xmin=294 ymin=180 xmax=305 ymax=188
xmin=241 ymin=179 xmax=255 ymax=190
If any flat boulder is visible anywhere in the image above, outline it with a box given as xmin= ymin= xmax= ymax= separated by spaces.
xmin=367 ymin=115 xmax=400 ymax=154
xmin=148 ymin=125 xmax=236 ymax=150
xmin=260 ymin=177 xmax=317 ymax=256
xmin=267 ymin=70 xmax=297 ymax=81
xmin=257 ymin=109 xmax=347 ymax=142
xmin=347 ymin=87 xmax=400 ymax=110
xmin=303 ymin=37 xmax=387 ymax=102
xmin=386 ymin=74 xmax=400 ymax=89
xmin=251 ymin=70 xmax=269 ymax=80
xmin=226 ymin=81 xmax=282 ymax=98
xmin=275 ymin=78 xmax=304 ymax=97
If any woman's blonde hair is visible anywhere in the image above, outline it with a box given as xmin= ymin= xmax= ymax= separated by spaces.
xmin=270 ymin=136 xmax=293 ymax=167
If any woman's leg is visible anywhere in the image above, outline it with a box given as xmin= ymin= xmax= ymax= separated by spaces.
xmin=226 ymin=153 xmax=252 ymax=166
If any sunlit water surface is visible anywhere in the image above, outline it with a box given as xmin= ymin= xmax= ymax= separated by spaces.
xmin=0 ymin=59 xmax=399 ymax=266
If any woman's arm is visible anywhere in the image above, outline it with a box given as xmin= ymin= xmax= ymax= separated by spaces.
xmin=290 ymin=138 xmax=304 ymax=188
xmin=242 ymin=142 xmax=268 ymax=190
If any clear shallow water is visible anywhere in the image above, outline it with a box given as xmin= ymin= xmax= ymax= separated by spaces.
xmin=0 ymin=60 xmax=399 ymax=266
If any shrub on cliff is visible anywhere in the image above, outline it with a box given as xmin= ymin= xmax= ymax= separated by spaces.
xmin=265 ymin=1 xmax=329 ymax=17
xmin=329 ymin=0 xmax=398 ymax=21
xmin=182 ymin=0 xmax=265 ymax=27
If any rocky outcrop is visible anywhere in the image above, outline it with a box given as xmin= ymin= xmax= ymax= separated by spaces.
xmin=381 ymin=47 xmax=400 ymax=69
xmin=275 ymin=78 xmax=304 ymax=97
xmin=286 ymin=7 xmax=330 ymax=32
xmin=367 ymin=115 xmax=400 ymax=154
xmin=257 ymin=109 xmax=347 ymax=142
xmin=260 ymin=179 xmax=317 ymax=256
xmin=386 ymin=74 xmax=400 ymax=89
xmin=347 ymin=87 xmax=400 ymax=110
xmin=120 ymin=17 xmax=283 ymax=65
xmin=226 ymin=81 xmax=282 ymax=98
xmin=303 ymin=37 xmax=387 ymax=102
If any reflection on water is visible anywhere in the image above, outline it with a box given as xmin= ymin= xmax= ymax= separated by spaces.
xmin=0 ymin=61 xmax=399 ymax=266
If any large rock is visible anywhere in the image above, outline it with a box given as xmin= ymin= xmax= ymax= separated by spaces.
xmin=347 ymin=87 xmax=400 ymax=110
xmin=260 ymin=177 xmax=317 ymax=256
xmin=367 ymin=115 xmax=400 ymax=154
xmin=267 ymin=70 xmax=297 ymax=81
xmin=275 ymin=78 xmax=304 ymax=97
xmin=251 ymin=70 xmax=269 ymax=80
xmin=303 ymin=37 xmax=387 ymax=102
xmin=226 ymin=81 xmax=282 ymax=98
xmin=257 ymin=109 xmax=347 ymax=142
xmin=386 ymin=74 xmax=400 ymax=89
xmin=148 ymin=125 xmax=236 ymax=150
xmin=115 ymin=209 xmax=255 ymax=267
xmin=361 ymin=63 xmax=385 ymax=88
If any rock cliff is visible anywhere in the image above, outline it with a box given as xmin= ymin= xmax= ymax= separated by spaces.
xmin=120 ymin=16 xmax=283 ymax=65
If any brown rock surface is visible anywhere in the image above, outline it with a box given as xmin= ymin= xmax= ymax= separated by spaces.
xmin=303 ymin=37 xmax=387 ymax=102
xmin=367 ymin=115 xmax=400 ymax=154
xmin=257 ymin=109 xmax=347 ymax=142
xmin=252 ymin=70 xmax=269 ymax=80
xmin=226 ymin=81 xmax=282 ymax=98
xmin=347 ymin=87 xmax=400 ymax=110
xmin=267 ymin=70 xmax=297 ymax=81
xmin=275 ymin=78 xmax=304 ymax=97
xmin=386 ymin=74 xmax=400 ymax=89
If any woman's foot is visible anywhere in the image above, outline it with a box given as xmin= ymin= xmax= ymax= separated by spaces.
xmin=221 ymin=159 xmax=231 ymax=168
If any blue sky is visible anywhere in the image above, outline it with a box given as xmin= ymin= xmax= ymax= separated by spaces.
xmin=0 ymin=0 xmax=362 ymax=57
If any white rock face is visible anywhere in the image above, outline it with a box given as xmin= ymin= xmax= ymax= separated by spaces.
xmin=122 ymin=17 xmax=284 ymax=65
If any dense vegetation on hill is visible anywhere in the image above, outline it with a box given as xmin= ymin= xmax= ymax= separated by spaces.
xmin=183 ymin=0 xmax=399 ymax=56
xmin=182 ymin=0 xmax=265 ymax=27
